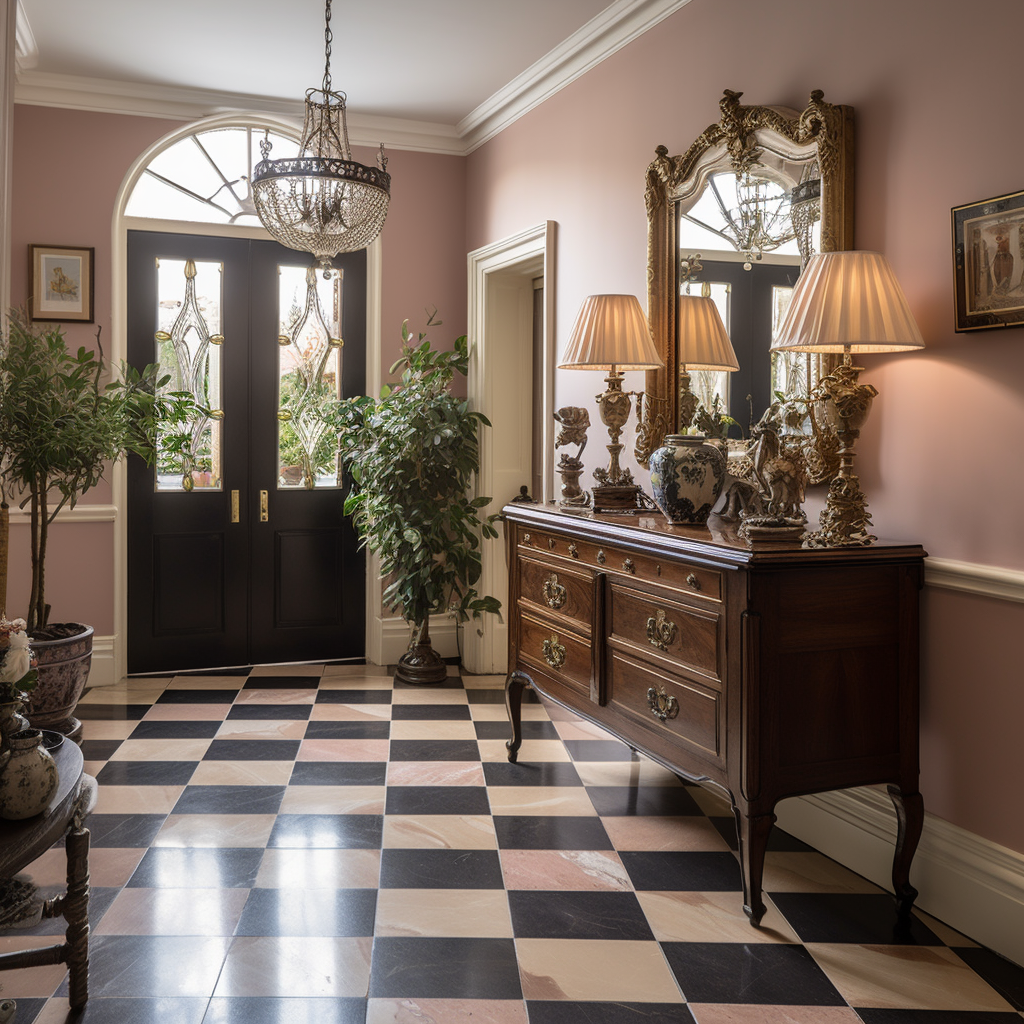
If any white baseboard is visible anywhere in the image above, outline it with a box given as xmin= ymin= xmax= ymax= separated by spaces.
xmin=775 ymin=787 xmax=1024 ymax=967
xmin=377 ymin=616 xmax=459 ymax=666
xmin=87 ymin=633 xmax=115 ymax=689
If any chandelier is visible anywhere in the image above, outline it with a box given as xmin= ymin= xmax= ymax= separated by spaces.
xmin=252 ymin=0 xmax=391 ymax=274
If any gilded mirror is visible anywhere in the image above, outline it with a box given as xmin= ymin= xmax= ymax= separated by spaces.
xmin=638 ymin=90 xmax=854 ymax=479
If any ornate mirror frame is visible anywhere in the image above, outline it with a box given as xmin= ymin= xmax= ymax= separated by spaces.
xmin=638 ymin=89 xmax=855 ymax=473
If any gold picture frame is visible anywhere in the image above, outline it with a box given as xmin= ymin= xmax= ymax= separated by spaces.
xmin=953 ymin=189 xmax=1024 ymax=332
xmin=29 ymin=244 xmax=95 ymax=323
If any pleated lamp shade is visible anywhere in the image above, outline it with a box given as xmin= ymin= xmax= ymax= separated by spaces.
xmin=559 ymin=294 xmax=664 ymax=370
xmin=678 ymin=295 xmax=740 ymax=370
xmin=772 ymin=251 xmax=925 ymax=353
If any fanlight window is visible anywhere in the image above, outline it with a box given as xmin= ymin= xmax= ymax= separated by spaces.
xmin=126 ymin=126 xmax=300 ymax=225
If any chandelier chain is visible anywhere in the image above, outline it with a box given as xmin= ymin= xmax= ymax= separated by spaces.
xmin=322 ymin=0 xmax=333 ymax=95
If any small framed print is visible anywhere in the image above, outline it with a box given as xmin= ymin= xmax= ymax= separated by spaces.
xmin=29 ymin=244 xmax=94 ymax=323
xmin=952 ymin=189 xmax=1024 ymax=332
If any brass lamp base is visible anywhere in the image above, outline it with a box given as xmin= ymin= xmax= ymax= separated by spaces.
xmin=803 ymin=472 xmax=877 ymax=548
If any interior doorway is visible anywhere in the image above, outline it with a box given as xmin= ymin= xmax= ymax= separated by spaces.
xmin=126 ymin=229 xmax=366 ymax=673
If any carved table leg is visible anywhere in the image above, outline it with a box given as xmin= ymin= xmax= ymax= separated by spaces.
xmin=734 ymin=807 xmax=776 ymax=927
xmin=505 ymin=671 xmax=530 ymax=764
xmin=887 ymin=784 xmax=923 ymax=918
xmin=64 ymin=823 xmax=90 ymax=1010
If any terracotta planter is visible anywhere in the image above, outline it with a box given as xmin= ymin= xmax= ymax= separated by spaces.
xmin=26 ymin=624 xmax=93 ymax=744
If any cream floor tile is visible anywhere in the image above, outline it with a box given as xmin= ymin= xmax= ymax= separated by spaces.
xmin=83 ymin=760 xmax=107 ymax=776
xmin=95 ymin=886 xmax=248 ymax=936
xmin=310 ymin=703 xmax=392 ymax=721
xmin=386 ymin=762 xmax=486 ymax=787
xmin=761 ymin=851 xmax=883 ymax=894
xmin=388 ymin=720 xmax=478 ymax=741
xmin=248 ymin=664 xmax=324 ymax=676
xmin=188 ymin=760 xmax=294 ymax=785
xmin=686 ymin=784 xmax=734 ymax=816
xmin=470 ymin=704 xmax=550 ymax=721
xmin=462 ymin=674 xmax=507 ymax=689
xmin=319 ymin=676 xmax=394 ymax=689
xmin=516 ymin=938 xmax=683 ymax=1002
xmin=232 ymin=688 xmax=316 ymax=704
xmin=636 ymin=890 xmax=799 ymax=943
xmin=572 ymin=760 xmax=685 ymax=787
xmin=297 ymin=738 xmax=390 ymax=761
xmin=478 ymin=739 xmax=569 ymax=763
xmin=107 ymin=738 xmax=212 ymax=761
xmin=279 ymin=785 xmax=385 ymax=815
xmin=153 ymin=813 xmax=277 ymax=848
xmin=366 ymin=999 xmax=528 ymax=1024
xmin=500 ymin=849 xmax=632 ymax=891
xmin=167 ymin=675 xmax=248 ymax=689
xmin=374 ymin=888 xmax=513 ymax=938
xmin=215 ymin=718 xmax=308 ymax=740
xmin=80 ymin=720 xmax=137 ymax=740
xmin=603 ymin=815 xmax=731 ymax=852
xmin=0 ymin=936 xmax=73 ymax=996
xmin=213 ymin=936 xmax=372 ymax=997
xmin=26 ymin=846 xmax=145 ymax=889
xmin=322 ymin=663 xmax=389 ymax=677
xmin=79 ymin=682 xmax=166 ymax=704
xmin=913 ymin=908 xmax=978 ymax=947
xmin=487 ymin=786 xmax=597 ymax=816
xmin=807 ymin=943 xmax=1015 ymax=1011
xmin=553 ymin=720 xmax=611 ymax=741
xmin=688 ymin=1007 xmax=864 ymax=1024
xmin=391 ymin=688 xmax=469 ymax=705
xmin=382 ymin=814 xmax=497 ymax=849
xmin=255 ymin=849 xmax=381 ymax=889
xmin=143 ymin=704 xmax=234 ymax=720
xmin=94 ymin=784 xmax=184 ymax=815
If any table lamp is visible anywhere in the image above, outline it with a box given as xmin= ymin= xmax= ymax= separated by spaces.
xmin=771 ymin=250 xmax=925 ymax=547
xmin=559 ymin=294 xmax=663 ymax=512
xmin=677 ymin=287 xmax=741 ymax=430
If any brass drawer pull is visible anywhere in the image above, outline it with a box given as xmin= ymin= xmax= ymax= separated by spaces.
xmin=542 ymin=574 xmax=567 ymax=610
xmin=623 ymin=558 xmax=636 ymax=574
xmin=647 ymin=686 xmax=680 ymax=722
xmin=523 ymin=533 xmax=531 ymax=544
xmin=646 ymin=609 xmax=678 ymax=651
xmin=597 ymin=549 xmax=606 ymax=564
xmin=686 ymin=572 xmax=701 ymax=591
xmin=548 ymin=538 xmax=556 ymax=549
xmin=568 ymin=542 xmax=579 ymax=558
xmin=542 ymin=635 xmax=566 ymax=670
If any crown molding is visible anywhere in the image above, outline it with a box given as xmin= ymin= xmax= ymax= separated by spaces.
xmin=459 ymin=0 xmax=694 ymax=152
xmin=12 ymin=0 xmax=687 ymax=155
xmin=14 ymin=1 xmax=37 ymax=73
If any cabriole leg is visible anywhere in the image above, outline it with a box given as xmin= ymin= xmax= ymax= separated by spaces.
xmin=887 ymin=784 xmax=923 ymax=918
xmin=505 ymin=671 xmax=530 ymax=763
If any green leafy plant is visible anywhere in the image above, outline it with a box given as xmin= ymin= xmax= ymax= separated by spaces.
xmin=335 ymin=314 xmax=501 ymax=659
xmin=694 ymin=393 xmax=740 ymax=440
xmin=0 ymin=313 xmax=198 ymax=634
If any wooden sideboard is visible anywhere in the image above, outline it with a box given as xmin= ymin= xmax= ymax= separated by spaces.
xmin=502 ymin=501 xmax=926 ymax=926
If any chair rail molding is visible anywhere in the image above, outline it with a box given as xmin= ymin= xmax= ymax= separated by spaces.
xmin=924 ymin=556 xmax=1024 ymax=603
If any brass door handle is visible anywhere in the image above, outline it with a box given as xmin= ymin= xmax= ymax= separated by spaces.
xmin=542 ymin=635 xmax=566 ymax=670
xmin=231 ymin=490 xmax=240 ymax=523
xmin=543 ymin=574 xmax=567 ymax=609
xmin=646 ymin=609 xmax=678 ymax=651
xmin=260 ymin=490 xmax=269 ymax=522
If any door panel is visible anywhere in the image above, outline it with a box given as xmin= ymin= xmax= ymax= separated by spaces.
xmin=127 ymin=230 xmax=364 ymax=673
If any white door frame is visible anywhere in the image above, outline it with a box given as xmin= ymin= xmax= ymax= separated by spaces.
xmin=109 ymin=113 xmax=384 ymax=681
xmin=463 ymin=221 xmax=556 ymax=675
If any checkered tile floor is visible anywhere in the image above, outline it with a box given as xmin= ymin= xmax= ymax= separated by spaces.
xmin=3 ymin=664 xmax=1024 ymax=1023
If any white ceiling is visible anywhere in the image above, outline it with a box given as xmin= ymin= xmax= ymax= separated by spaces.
xmin=14 ymin=0 xmax=690 ymax=152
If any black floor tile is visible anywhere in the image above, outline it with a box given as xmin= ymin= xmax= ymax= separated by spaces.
xmin=389 ymin=739 xmax=480 ymax=761
xmin=661 ymin=941 xmax=845 ymax=1004
xmin=234 ymin=887 xmax=377 ymax=936
xmin=525 ymin=1003 xmax=694 ymax=1024
xmin=493 ymin=815 xmax=613 ymax=850
xmin=16 ymin=885 xmax=120 ymax=935
xmin=176 ymin=667 xmax=250 ymax=676
xmin=171 ymin=785 xmax=286 ymax=815
xmin=202 ymin=998 xmax=366 ymax=1024
xmin=709 ymin=815 xmax=815 ymax=852
xmin=95 ymin=760 xmax=198 ymax=786
xmin=391 ymin=704 xmax=471 ymax=720
xmin=243 ymin=675 xmax=320 ymax=689
xmin=368 ymin=937 xmax=521 ymax=998
xmin=393 ymin=675 xmax=464 ymax=690
xmin=0 ymin=999 xmax=45 ymax=1024
xmin=562 ymin=738 xmax=636 ymax=761
xmin=316 ymin=690 xmax=392 ymax=704
xmin=203 ymin=739 xmax=301 ymax=760
xmin=384 ymin=785 xmax=490 ymax=815
xmin=466 ymin=687 xmax=540 ymax=704
xmin=953 ymin=947 xmax=1024 ymax=1009
xmin=508 ymin=890 xmax=654 ymax=940
xmin=769 ymin=893 xmax=943 ymax=945
xmin=80 ymin=739 xmax=125 ymax=760
xmin=585 ymin=784 xmax=703 ymax=816
xmin=620 ymin=851 xmax=741 ymax=891
xmin=126 ymin=847 xmax=264 ymax=888
xmin=226 ymin=704 xmax=312 ymax=720
xmin=290 ymin=761 xmax=388 ymax=786
xmin=483 ymin=761 xmax=583 ymax=787
xmin=128 ymin=720 xmax=222 ymax=739
xmin=379 ymin=849 xmax=504 ymax=889
xmin=267 ymin=813 xmax=383 ymax=849
xmin=77 ymin=704 xmax=151 ymax=720
xmin=474 ymin=719 xmax=558 ymax=740
xmin=303 ymin=720 xmax=390 ymax=740
xmin=855 ymin=1012 xmax=1024 ymax=1023
xmin=155 ymin=689 xmax=240 ymax=704
xmin=86 ymin=813 xmax=168 ymax=848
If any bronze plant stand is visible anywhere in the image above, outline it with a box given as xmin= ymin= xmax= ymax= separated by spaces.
xmin=395 ymin=622 xmax=448 ymax=685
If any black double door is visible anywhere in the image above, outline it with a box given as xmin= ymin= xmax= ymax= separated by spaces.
xmin=127 ymin=231 xmax=365 ymax=673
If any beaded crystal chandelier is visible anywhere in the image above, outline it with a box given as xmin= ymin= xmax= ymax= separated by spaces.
xmin=252 ymin=0 xmax=391 ymax=274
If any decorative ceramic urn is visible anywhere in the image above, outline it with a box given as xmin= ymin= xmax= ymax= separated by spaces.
xmin=649 ymin=433 xmax=727 ymax=525
xmin=0 ymin=728 xmax=59 ymax=820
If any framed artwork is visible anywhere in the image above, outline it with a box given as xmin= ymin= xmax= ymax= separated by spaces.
xmin=28 ymin=245 xmax=95 ymax=323
xmin=952 ymin=189 xmax=1024 ymax=332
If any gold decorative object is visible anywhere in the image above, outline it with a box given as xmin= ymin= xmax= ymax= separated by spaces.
xmin=646 ymin=609 xmax=678 ymax=651
xmin=542 ymin=635 xmax=566 ymax=670
xmin=738 ymin=408 xmax=809 ymax=540
xmin=646 ymin=686 xmax=680 ymax=722
xmin=559 ymin=295 xmax=664 ymax=512
xmin=640 ymin=89 xmax=855 ymax=468
xmin=772 ymin=251 xmax=925 ymax=547
xmin=543 ymin=575 xmax=567 ymax=610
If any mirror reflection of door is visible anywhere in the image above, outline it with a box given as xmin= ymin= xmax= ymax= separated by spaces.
xmin=126 ymin=230 xmax=366 ymax=674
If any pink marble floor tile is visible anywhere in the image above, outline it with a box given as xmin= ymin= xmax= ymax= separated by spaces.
xmin=386 ymin=762 xmax=486 ymax=786
xmin=297 ymin=738 xmax=391 ymax=761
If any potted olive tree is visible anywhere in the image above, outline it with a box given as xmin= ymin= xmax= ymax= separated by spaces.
xmin=0 ymin=313 xmax=195 ymax=739
xmin=336 ymin=315 xmax=501 ymax=684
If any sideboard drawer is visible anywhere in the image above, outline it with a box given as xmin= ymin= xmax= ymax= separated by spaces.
xmin=608 ymin=580 xmax=721 ymax=683
xmin=518 ymin=611 xmax=593 ymax=701
xmin=519 ymin=556 xmax=593 ymax=630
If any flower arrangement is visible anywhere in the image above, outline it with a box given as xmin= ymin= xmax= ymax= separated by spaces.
xmin=0 ymin=616 xmax=37 ymax=705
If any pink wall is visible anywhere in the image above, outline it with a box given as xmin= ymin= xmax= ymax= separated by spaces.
xmin=466 ymin=0 xmax=1024 ymax=853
